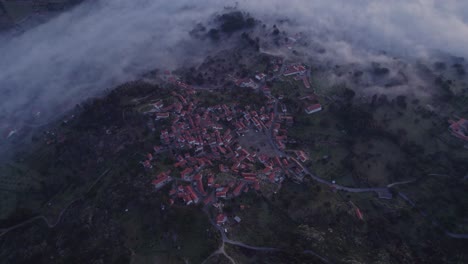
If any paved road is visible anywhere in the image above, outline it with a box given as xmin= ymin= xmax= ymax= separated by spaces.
xmin=267 ymin=97 xmax=394 ymax=198
xmin=386 ymin=179 xmax=417 ymax=188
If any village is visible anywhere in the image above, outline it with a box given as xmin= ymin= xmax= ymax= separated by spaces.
xmin=141 ymin=61 xmax=323 ymax=228
xmin=135 ymin=50 xmax=468 ymax=231
xmin=1 ymin=5 xmax=468 ymax=263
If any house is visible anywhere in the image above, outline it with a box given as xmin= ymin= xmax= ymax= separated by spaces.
xmin=283 ymin=65 xmax=306 ymax=76
xmin=142 ymin=160 xmax=152 ymax=169
xmin=242 ymin=172 xmax=256 ymax=178
xmin=181 ymin=168 xmax=194 ymax=181
xmin=255 ymin=73 xmax=267 ymax=81
xmin=185 ymin=186 xmax=199 ymax=203
xmin=153 ymin=100 xmax=164 ymax=110
xmin=156 ymin=112 xmax=170 ymax=120
xmin=449 ymin=119 xmax=468 ymax=141
xmin=216 ymin=187 xmax=229 ymax=198
xmin=147 ymin=153 xmax=153 ymax=160
xmin=207 ymin=174 xmax=215 ymax=187
xmin=261 ymin=166 xmax=273 ymax=175
xmin=305 ymin=104 xmax=322 ymax=114
xmin=235 ymin=78 xmax=257 ymax=88
xmin=296 ymin=150 xmax=309 ymax=162
xmin=232 ymin=182 xmax=246 ymax=197
xmin=243 ymin=176 xmax=257 ymax=182
xmin=152 ymin=174 xmax=172 ymax=189
xmin=216 ymin=214 xmax=227 ymax=225
xmin=193 ymin=174 xmax=206 ymax=195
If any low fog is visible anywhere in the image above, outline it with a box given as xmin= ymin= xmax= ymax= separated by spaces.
xmin=1 ymin=0 xmax=468 ymax=152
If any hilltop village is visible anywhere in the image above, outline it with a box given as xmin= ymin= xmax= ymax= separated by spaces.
xmin=141 ymin=61 xmax=321 ymax=226
xmin=135 ymin=53 xmax=468 ymax=229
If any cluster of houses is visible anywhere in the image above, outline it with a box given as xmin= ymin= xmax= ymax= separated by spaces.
xmin=140 ymin=78 xmax=314 ymax=222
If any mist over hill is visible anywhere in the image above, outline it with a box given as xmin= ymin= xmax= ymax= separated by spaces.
xmin=1 ymin=0 xmax=468 ymax=153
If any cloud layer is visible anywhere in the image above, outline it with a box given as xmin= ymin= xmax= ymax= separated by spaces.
xmin=1 ymin=0 xmax=468 ymax=150
xmin=243 ymin=0 xmax=468 ymax=58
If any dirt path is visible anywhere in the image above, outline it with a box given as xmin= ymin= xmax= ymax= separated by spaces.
xmin=397 ymin=191 xmax=468 ymax=239
xmin=0 ymin=168 xmax=111 ymax=238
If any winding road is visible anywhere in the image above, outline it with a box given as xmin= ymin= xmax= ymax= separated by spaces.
xmin=268 ymin=97 xmax=394 ymax=198
xmin=397 ymin=191 xmax=468 ymax=239
xmin=202 ymin=208 xmax=331 ymax=264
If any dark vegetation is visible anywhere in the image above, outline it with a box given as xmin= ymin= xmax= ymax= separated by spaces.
xmin=217 ymin=11 xmax=256 ymax=33
xmin=205 ymin=11 xmax=257 ymax=42
xmin=0 ymin=82 xmax=219 ymax=263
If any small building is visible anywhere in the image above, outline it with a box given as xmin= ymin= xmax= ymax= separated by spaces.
xmin=283 ymin=65 xmax=306 ymax=76
xmin=305 ymin=104 xmax=322 ymax=114
xmin=152 ymin=175 xmax=172 ymax=189
xmin=207 ymin=174 xmax=215 ymax=187
xmin=234 ymin=216 xmax=242 ymax=223
xmin=156 ymin=112 xmax=170 ymax=120
xmin=216 ymin=214 xmax=227 ymax=225
xmin=142 ymin=160 xmax=152 ymax=169
xmin=255 ymin=73 xmax=267 ymax=81
xmin=296 ymin=150 xmax=309 ymax=162
xmin=153 ymin=100 xmax=164 ymax=110
xmin=181 ymin=168 xmax=194 ymax=181
xmin=185 ymin=186 xmax=199 ymax=203
xmin=232 ymin=182 xmax=246 ymax=197
xmin=216 ymin=187 xmax=229 ymax=198
xmin=235 ymin=78 xmax=257 ymax=88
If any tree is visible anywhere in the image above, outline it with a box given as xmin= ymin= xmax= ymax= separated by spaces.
xmin=396 ymin=95 xmax=407 ymax=109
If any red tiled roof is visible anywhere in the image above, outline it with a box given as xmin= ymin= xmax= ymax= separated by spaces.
xmin=233 ymin=182 xmax=246 ymax=196
xmin=152 ymin=174 xmax=171 ymax=188
xmin=305 ymin=104 xmax=322 ymax=114
xmin=185 ymin=186 xmax=199 ymax=203
xmin=216 ymin=214 xmax=227 ymax=225
xmin=181 ymin=168 xmax=193 ymax=179
xmin=242 ymin=172 xmax=256 ymax=178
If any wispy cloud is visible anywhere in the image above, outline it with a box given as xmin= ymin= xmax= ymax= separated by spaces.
xmin=1 ymin=0 xmax=467 ymax=151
